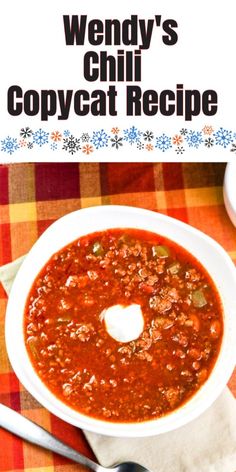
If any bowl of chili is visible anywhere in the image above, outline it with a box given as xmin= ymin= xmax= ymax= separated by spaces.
xmin=5 ymin=206 xmax=236 ymax=437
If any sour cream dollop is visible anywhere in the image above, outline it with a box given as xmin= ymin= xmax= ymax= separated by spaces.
xmin=103 ymin=304 xmax=144 ymax=343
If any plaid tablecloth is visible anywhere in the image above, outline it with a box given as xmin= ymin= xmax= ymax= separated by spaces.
xmin=0 ymin=163 xmax=235 ymax=472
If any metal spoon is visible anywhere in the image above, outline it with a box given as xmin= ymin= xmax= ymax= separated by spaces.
xmin=0 ymin=403 xmax=151 ymax=472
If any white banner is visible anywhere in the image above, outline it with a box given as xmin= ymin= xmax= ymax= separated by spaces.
xmin=0 ymin=0 xmax=235 ymax=161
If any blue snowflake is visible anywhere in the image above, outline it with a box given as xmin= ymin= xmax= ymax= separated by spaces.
xmin=63 ymin=129 xmax=70 ymax=137
xmin=123 ymin=126 xmax=142 ymax=145
xmin=50 ymin=142 xmax=58 ymax=151
xmin=33 ymin=129 xmax=49 ymax=147
xmin=1 ymin=136 xmax=19 ymax=155
xmin=213 ymin=127 xmax=233 ymax=149
xmin=186 ymin=131 xmax=203 ymax=149
xmin=91 ymin=129 xmax=110 ymax=149
xmin=155 ymin=134 xmax=172 ymax=152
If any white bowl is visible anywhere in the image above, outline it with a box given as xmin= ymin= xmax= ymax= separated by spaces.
xmin=224 ymin=162 xmax=236 ymax=227
xmin=5 ymin=205 xmax=236 ymax=437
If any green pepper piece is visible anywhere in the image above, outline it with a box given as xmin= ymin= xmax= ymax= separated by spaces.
xmin=192 ymin=289 xmax=207 ymax=308
xmin=92 ymin=241 xmax=104 ymax=256
xmin=152 ymin=245 xmax=170 ymax=258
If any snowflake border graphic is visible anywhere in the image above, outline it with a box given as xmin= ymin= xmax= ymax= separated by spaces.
xmin=123 ymin=126 xmax=142 ymax=145
xmin=1 ymin=136 xmax=19 ymax=155
xmin=186 ymin=131 xmax=203 ymax=149
xmin=143 ymin=130 xmax=154 ymax=142
xmin=1 ymin=125 xmax=236 ymax=156
xmin=91 ymin=129 xmax=110 ymax=149
xmin=81 ymin=133 xmax=90 ymax=143
xmin=155 ymin=134 xmax=172 ymax=152
xmin=62 ymin=135 xmax=81 ymax=155
xmin=214 ymin=127 xmax=233 ymax=149
xmin=111 ymin=135 xmax=123 ymax=150
xmin=33 ymin=129 xmax=49 ymax=147
xmin=20 ymin=127 xmax=33 ymax=139
xmin=230 ymin=143 xmax=236 ymax=154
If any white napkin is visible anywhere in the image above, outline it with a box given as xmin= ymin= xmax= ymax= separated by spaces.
xmin=84 ymin=390 xmax=236 ymax=472
xmin=1 ymin=257 xmax=236 ymax=472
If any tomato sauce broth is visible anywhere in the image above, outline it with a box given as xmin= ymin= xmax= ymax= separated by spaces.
xmin=24 ymin=228 xmax=223 ymax=422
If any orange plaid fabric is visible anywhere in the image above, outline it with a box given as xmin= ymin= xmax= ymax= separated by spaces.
xmin=0 ymin=163 xmax=235 ymax=471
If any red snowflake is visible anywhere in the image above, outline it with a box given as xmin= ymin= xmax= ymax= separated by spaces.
xmin=19 ymin=139 xmax=27 ymax=147
xmin=82 ymin=144 xmax=94 ymax=155
xmin=172 ymin=135 xmax=183 ymax=146
xmin=111 ymin=127 xmax=120 ymax=134
xmin=202 ymin=125 xmax=214 ymax=135
xmin=51 ymin=131 xmax=62 ymax=142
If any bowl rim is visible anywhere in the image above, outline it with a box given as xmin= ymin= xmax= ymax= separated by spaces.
xmin=5 ymin=205 xmax=236 ymax=437
xmin=223 ymin=162 xmax=236 ymax=227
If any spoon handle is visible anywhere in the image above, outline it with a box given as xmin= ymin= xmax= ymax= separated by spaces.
xmin=0 ymin=403 xmax=103 ymax=471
